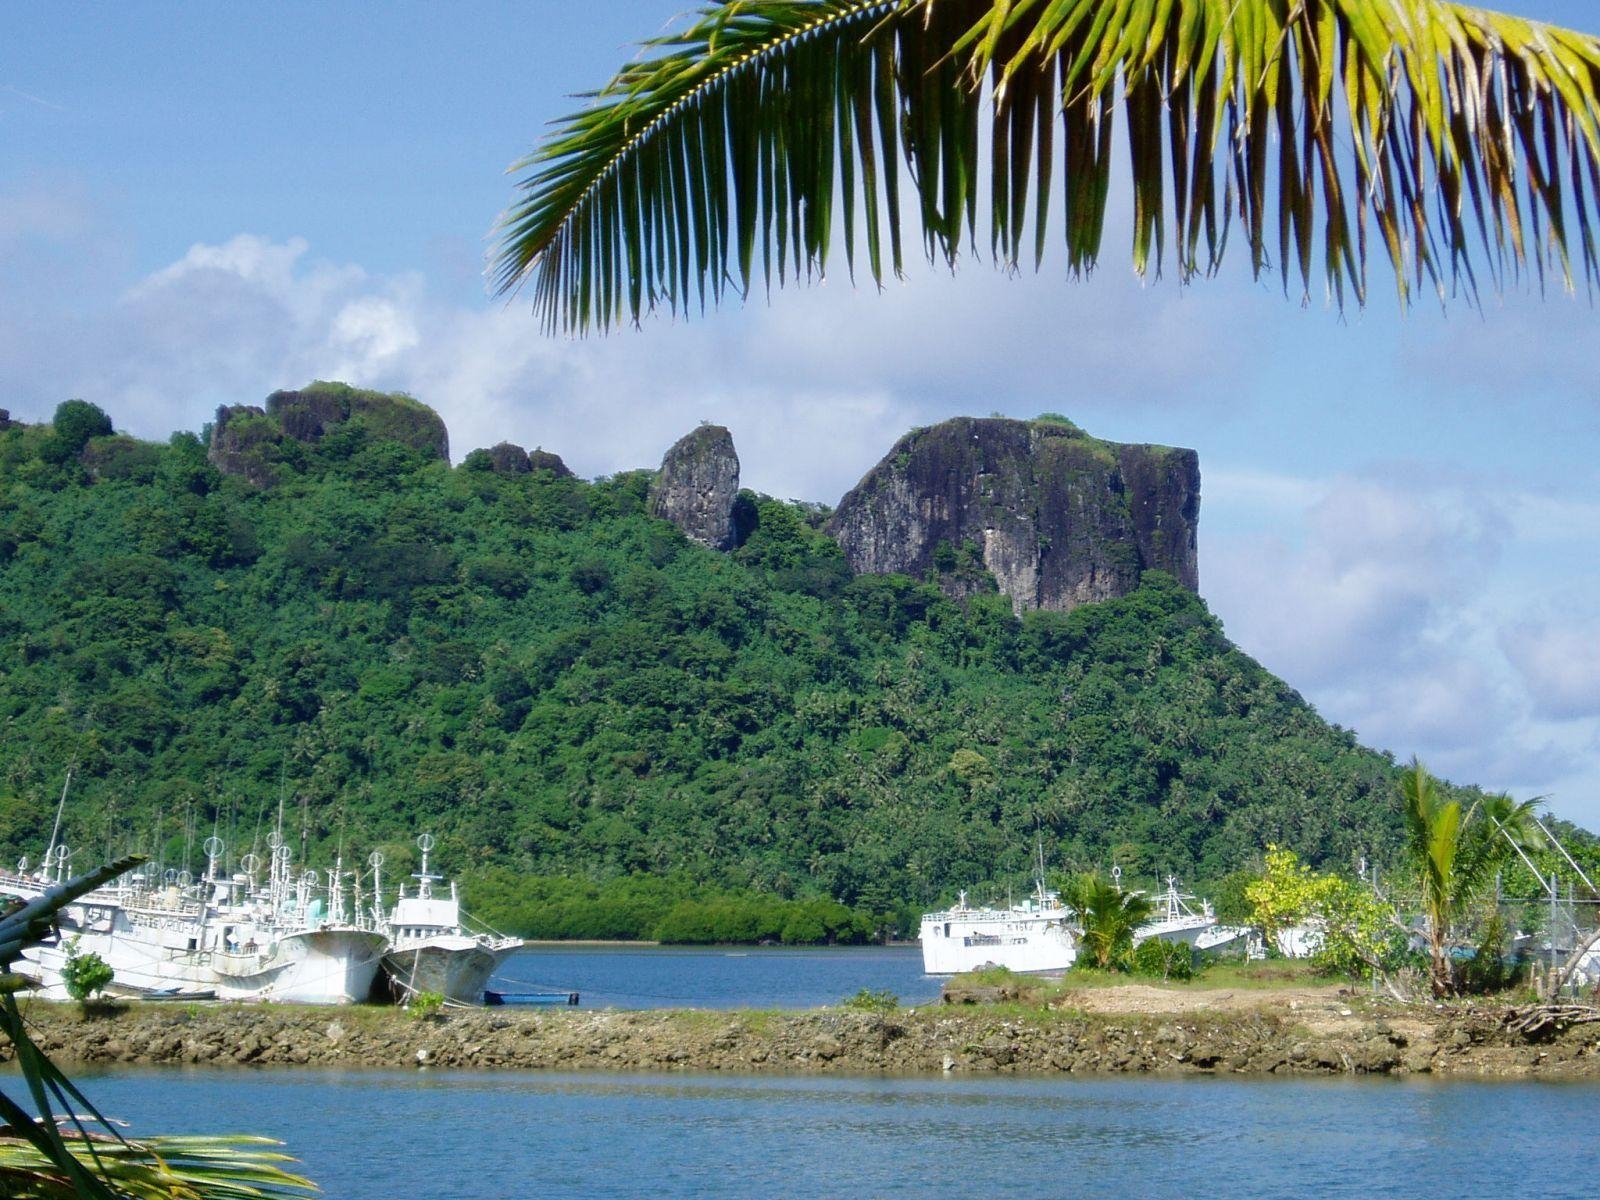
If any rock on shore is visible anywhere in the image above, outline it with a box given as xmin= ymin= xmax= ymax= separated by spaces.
xmin=8 ymin=998 xmax=1600 ymax=1079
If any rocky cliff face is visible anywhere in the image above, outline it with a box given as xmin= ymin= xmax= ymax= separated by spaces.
xmin=208 ymin=382 xmax=449 ymax=486
xmin=265 ymin=384 xmax=449 ymax=461
xmin=207 ymin=405 xmax=279 ymax=488
xmin=827 ymin=416 xmax=1199 ymax=612
xmin=650 ymin=425 xmax=742 ymax=551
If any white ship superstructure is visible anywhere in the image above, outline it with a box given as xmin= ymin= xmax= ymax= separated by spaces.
xmin=919 ymin=887 xmax=1079 ymax=975
xmin=1133 ymin=876 xmax=1249 ymax=952
xmin=3 ymin=854 xmax=216 ymax=999
xmin=206 ymin=841 xmax=385 ymax=1005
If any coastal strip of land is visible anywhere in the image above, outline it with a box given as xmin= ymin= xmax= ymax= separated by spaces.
xmin=8 ymin=987 xmax=1600 ymax=1079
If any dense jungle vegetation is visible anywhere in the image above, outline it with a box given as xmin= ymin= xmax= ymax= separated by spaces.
xmin=0 ymin=391 xmax=1467 ymax=938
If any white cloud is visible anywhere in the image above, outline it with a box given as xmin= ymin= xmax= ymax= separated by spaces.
xmin=1501 ymin=619 xmax=1600 ymax=721
xmin=1206 ymin=473 xmax=1502 ymax=688
xmin=7 ymin=233 xmax=1255 ymax=503
xmin=1204 ymin=466 xmax=1600 ymax=820
xmin=132 ymin=235 xmax=321 ymax=298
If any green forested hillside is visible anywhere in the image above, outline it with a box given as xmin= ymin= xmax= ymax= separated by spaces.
xmin=0 ymin=395 xmax=1406 ymax=928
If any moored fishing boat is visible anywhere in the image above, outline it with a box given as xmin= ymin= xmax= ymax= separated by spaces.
xmin=207 ymin=838 xmax=386 ymax=1004
xmin=1 ymin=834 xmax=385 ymax=1005
xmin=919 ymin=883 xmax=1079 ymax=975
xmin=209 ymin=925 xmax=387 ymax=1005
xmin=1132 ymin=876 xmax=1247 ymax=951
xmin=0 ymin=853 xmax=217 ymax=1000
xmin=376 ymin=835 xmax=523 ymax=1005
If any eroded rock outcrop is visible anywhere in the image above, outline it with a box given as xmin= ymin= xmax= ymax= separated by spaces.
xmin=466 ymin=443 xmax=576 ymax=478
xmin=208 ymin=382 xmax=450 ymax=486
xmin=528 ymin=449 xmax=574 ymax=478
xmin=650 ymin=424 xmax=741 ymax=551
xmin=266 ymin=384 xmax=449 ymax=461
xmin=208 ymin=405 xmax=279 ymax=488
xmin=483 ymin=442 xmax=533 ymax=474
xmin=827 ymin=416 xmax=1199 ymax=612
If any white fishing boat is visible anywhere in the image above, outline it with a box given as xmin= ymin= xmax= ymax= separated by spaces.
xmin=209 ymin=925 xmax=386 ymax=1005
xmin=919 ymin=881 xmax=1079 ymax=975
xmin=376 ymin=835 xmax=523 ymax=1005
xmin=207 ymin=838 xmax=386 ymax=1005
xmin=2 ymin=833 xmax=384 ymax=1005
xmin=1132 ymin=875 xmax=1247 ymax=951
xmin=2 ymin=854 xmax=217 ymax=1000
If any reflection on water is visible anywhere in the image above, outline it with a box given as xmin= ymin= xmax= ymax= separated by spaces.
xmin=63 ymin=1068 xmax=1600 ymax=1199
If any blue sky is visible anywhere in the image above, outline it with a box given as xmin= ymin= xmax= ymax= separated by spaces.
xmin=4 ymin=2 xmax=1599 ymax=830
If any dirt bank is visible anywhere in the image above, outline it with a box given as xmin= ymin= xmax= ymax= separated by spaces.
xmin=8 ymin=988 xmax=1600 ymax=1079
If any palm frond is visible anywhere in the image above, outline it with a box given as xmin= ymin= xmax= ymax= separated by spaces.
xmin=0 ymin=1133 xmax=317 ymax=1200
xmin=0 ymin=857 xmax=315 ymax=1199
xmin=0 ymin=856 xmax=146 ymax=1199
xmin=495 ymin=0 xmax=1600 ymax=333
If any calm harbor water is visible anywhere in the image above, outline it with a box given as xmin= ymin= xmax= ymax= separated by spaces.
xmin=18 ymin=950 xmax=1600 ymax=1197
xmin=62 ymin=1068 xmax=1600 ymax=1198
xmin=489 ymin=943 xmax=947 ymax=1010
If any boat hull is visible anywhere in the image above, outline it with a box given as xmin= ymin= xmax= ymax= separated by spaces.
xmin=381 ymin=936 xmax=522 ymax=1005
xmin=13 ymin=891 xmax=217 ymax=1001
xmin=1133 ymin=916 xmax=1217 ymax=948
xmin=211 ymin=928 xmax=387 ymax=1004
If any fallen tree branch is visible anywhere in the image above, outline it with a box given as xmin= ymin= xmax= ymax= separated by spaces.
xmin=1501 ymin=1004 xmax=1600 ymax=1039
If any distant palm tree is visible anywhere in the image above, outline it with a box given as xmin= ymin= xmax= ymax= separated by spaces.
xmin=1400 ymin=758 xmax=1543 ymax=997
xmin=1064 ymin=870 xmax=1154 ymax=969
xmin=0 ymin=860 xmax=315 ymax=1199
xmin=494 ymin=0 xmax=1600 ymax=333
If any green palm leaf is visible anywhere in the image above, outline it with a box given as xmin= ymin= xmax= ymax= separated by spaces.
xmin=495 ymin=0 xmax=1600 ymax=333
xmin=0 ymin=1134 xmax=316 ymax=1200
xmin=1063 ymin=870 xmax=1154 ymax=968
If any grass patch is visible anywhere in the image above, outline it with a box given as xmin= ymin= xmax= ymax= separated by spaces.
xmin=1056 ymin=957 xmax=1342 ymax=991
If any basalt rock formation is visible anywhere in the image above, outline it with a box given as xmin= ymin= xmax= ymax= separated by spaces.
xmin=827 ymin=416 xmax=1199 ymax=613
xmin=465 ymin=442 xmax=575 ymax=477
xmin=208 ymin=382 xmax=449 ymax=487
xmin=650 ymin=424 xmax=742 ymax=551
xmin=528 ymin=448 xmax=574 ymax=477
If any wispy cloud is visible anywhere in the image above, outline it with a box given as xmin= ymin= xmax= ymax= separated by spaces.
xmin=0 ymin=83 xmax=64 ymax=112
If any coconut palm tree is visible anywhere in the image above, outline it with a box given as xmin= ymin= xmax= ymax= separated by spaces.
xmin=1400 ymin=758 xmax=1543 ymax=997
xmin=0 ymin=859 xmax=315 ymax=1199
xmin=1063 ymin=870 xmax=1154 ymax=969
xmin=494 ymin=0 xmax=1600 ymax=334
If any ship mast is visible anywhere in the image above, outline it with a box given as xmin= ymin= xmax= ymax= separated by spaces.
xmin=43 ymin=765 xmax=73 ymax=880
xmin=414 ymin=833 xmax=439 ymax=902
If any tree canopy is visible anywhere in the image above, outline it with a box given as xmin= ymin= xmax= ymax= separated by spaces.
xmin=0 ymin=398 xmax=1427 ymax=924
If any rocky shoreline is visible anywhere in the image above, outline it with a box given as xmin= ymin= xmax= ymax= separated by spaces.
xmin=8 ymin=991 xmax=1600 ymax=1079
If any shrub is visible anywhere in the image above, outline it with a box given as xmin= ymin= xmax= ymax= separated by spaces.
xmin=1130 ymin=938 xmax=1195 ymax=982
xmin=407 ymin=990 xmax=446 ymax=1020
xmin=841 ymin=988 xmax=899 ymax=1013
xmin=51 ymin=399 xmax=114 ymax=454
xmin=60 ymin=941 xmax=114 ymax=1005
